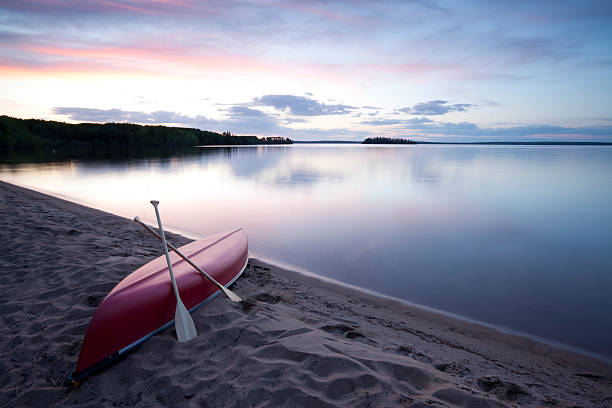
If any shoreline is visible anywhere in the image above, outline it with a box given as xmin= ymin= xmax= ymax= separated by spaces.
xmin=1 ymin=179 xmax=611 ymax=407
xmin=250 ymin=253 xmax=612 ymax=365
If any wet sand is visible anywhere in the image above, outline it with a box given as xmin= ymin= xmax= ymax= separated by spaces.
xmin=1 ymin=180 xmax=610 ymax=407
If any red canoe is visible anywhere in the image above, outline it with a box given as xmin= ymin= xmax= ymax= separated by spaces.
xmin=68 ymin=228 xmax=248 ymax=382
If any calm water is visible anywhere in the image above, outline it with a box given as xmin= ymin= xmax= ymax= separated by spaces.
xmin=1 ymin=145 xmax=611 ymax=360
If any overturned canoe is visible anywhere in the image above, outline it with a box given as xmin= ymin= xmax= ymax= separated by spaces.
xmin=68 ymin=228 xmax=248 ymax=383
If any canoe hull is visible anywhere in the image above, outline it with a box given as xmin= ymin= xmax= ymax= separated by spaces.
xmin=69 ymin=228 xmax=248 ymax=382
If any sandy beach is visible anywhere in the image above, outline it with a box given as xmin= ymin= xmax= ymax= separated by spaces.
xmin=1 ymin=180 xmax=611 ymax=407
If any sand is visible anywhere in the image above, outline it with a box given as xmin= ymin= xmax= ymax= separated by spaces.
xmin=0 ymin=179 xmax=611 ymax=407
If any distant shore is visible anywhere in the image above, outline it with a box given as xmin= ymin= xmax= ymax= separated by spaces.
xmin=1 ymin=180 xmax=611 ymax=407
xmin=293 ymin=140 xmax=612 ymax=145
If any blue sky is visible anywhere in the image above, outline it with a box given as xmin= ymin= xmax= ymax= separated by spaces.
xmin=1 ymin=0 xmax=611 ymax=141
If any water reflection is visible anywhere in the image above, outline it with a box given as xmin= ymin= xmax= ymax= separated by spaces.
xmin=1 ymin=144 xmax=611 ymax=360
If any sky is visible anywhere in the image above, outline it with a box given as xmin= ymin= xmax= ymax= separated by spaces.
xmin=1 ymin=0 xmax=612 ymax=142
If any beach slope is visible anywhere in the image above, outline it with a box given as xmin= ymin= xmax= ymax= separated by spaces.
xmin=0 ymin=180 xmax=610 ymax=407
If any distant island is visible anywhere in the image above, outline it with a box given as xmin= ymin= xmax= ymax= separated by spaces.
xmin=362 ymin=137 xmax=417 ymax=144
xmin=0 ymin=116 xmax=293 ymax=152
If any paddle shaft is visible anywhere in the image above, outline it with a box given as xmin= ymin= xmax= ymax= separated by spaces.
xmin=150 ymin=202 xmax=181 ymax=300
xmin=133 ymin=216 xmax=242 ymax=302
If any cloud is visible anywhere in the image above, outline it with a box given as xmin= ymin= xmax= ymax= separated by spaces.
xmin=253 ymin=95 xmax=356 ymax=116
xmin=283 ymin=118 xmax=307 ymax=124
xmin=360 ymin=119 xmax=403 ymax=125
xmin=0 ymin=0 xmax=207 ymax=16
xmin=52 ymin=107 xmax=220 ymax=127
xmin=402 ymin=120 xmax=612 ymax=141
xmin=220 ymin=106 xmax=281 ymax=135
xmin=405 ymin=117 xmax=434 ymax=125
xmin=52 ymin=106 xmax=283 ymax=135
xmin=482 ymin=100 xmax=501 ymax=107
xmin=360 ymin=116 xmax=432 ymax=126
xmin=225 ymin=106 xmax=270 ymax=118
xmin=3 ymin=0 xmax=610 ymax=90
xmin=401 ymin=100 xmax=473 ymax=116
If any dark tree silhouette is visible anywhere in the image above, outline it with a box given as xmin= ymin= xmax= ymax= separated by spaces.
xmin=0 ymin=116 xmax=293 ymax=151
xmin=362 ymin=137 xmax=416 ymax=144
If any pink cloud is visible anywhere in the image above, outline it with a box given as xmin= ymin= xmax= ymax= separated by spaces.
xmin=1 ymin=0 xmax=205 ymax=15
xmin=3 ymin=42 xmax=327 ymax=80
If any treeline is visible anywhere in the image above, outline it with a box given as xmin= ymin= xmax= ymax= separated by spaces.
xmin=0 ymin=116 xmax=293 ymax=151
xmin=247 ymin=136 xmax=294 ymax=145
xmin=362 ymin=137 xmax=417 ymax=144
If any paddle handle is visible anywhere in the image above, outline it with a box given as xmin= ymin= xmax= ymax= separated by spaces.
xmin=133 ymin=216 xmax=242 ymax=302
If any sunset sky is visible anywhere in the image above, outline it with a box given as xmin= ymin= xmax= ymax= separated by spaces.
xmin=1 ymin=0 xmax=611 ymax=141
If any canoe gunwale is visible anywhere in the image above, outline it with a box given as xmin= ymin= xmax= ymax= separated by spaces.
xmin=66 ymin=256 xmax=248 ymax=384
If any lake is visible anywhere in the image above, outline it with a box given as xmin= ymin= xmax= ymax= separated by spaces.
xmin=1 ymin=144 xmax=611 ymax=361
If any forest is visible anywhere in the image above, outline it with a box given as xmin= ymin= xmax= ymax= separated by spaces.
xmin=0 ymin=116 xmax=293 ymax=151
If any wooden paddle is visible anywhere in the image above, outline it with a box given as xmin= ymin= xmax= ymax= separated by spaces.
xmin=150 ymin=200 xmax=197 ymax=342
xmin=133 ymin=216 xmax=242 ymax=302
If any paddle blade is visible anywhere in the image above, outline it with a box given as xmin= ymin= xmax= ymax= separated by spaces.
xmin=222 ymin=286 xmax=242 ymax=302
xmin=174 ymin=301 xmax=197 ymax=342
